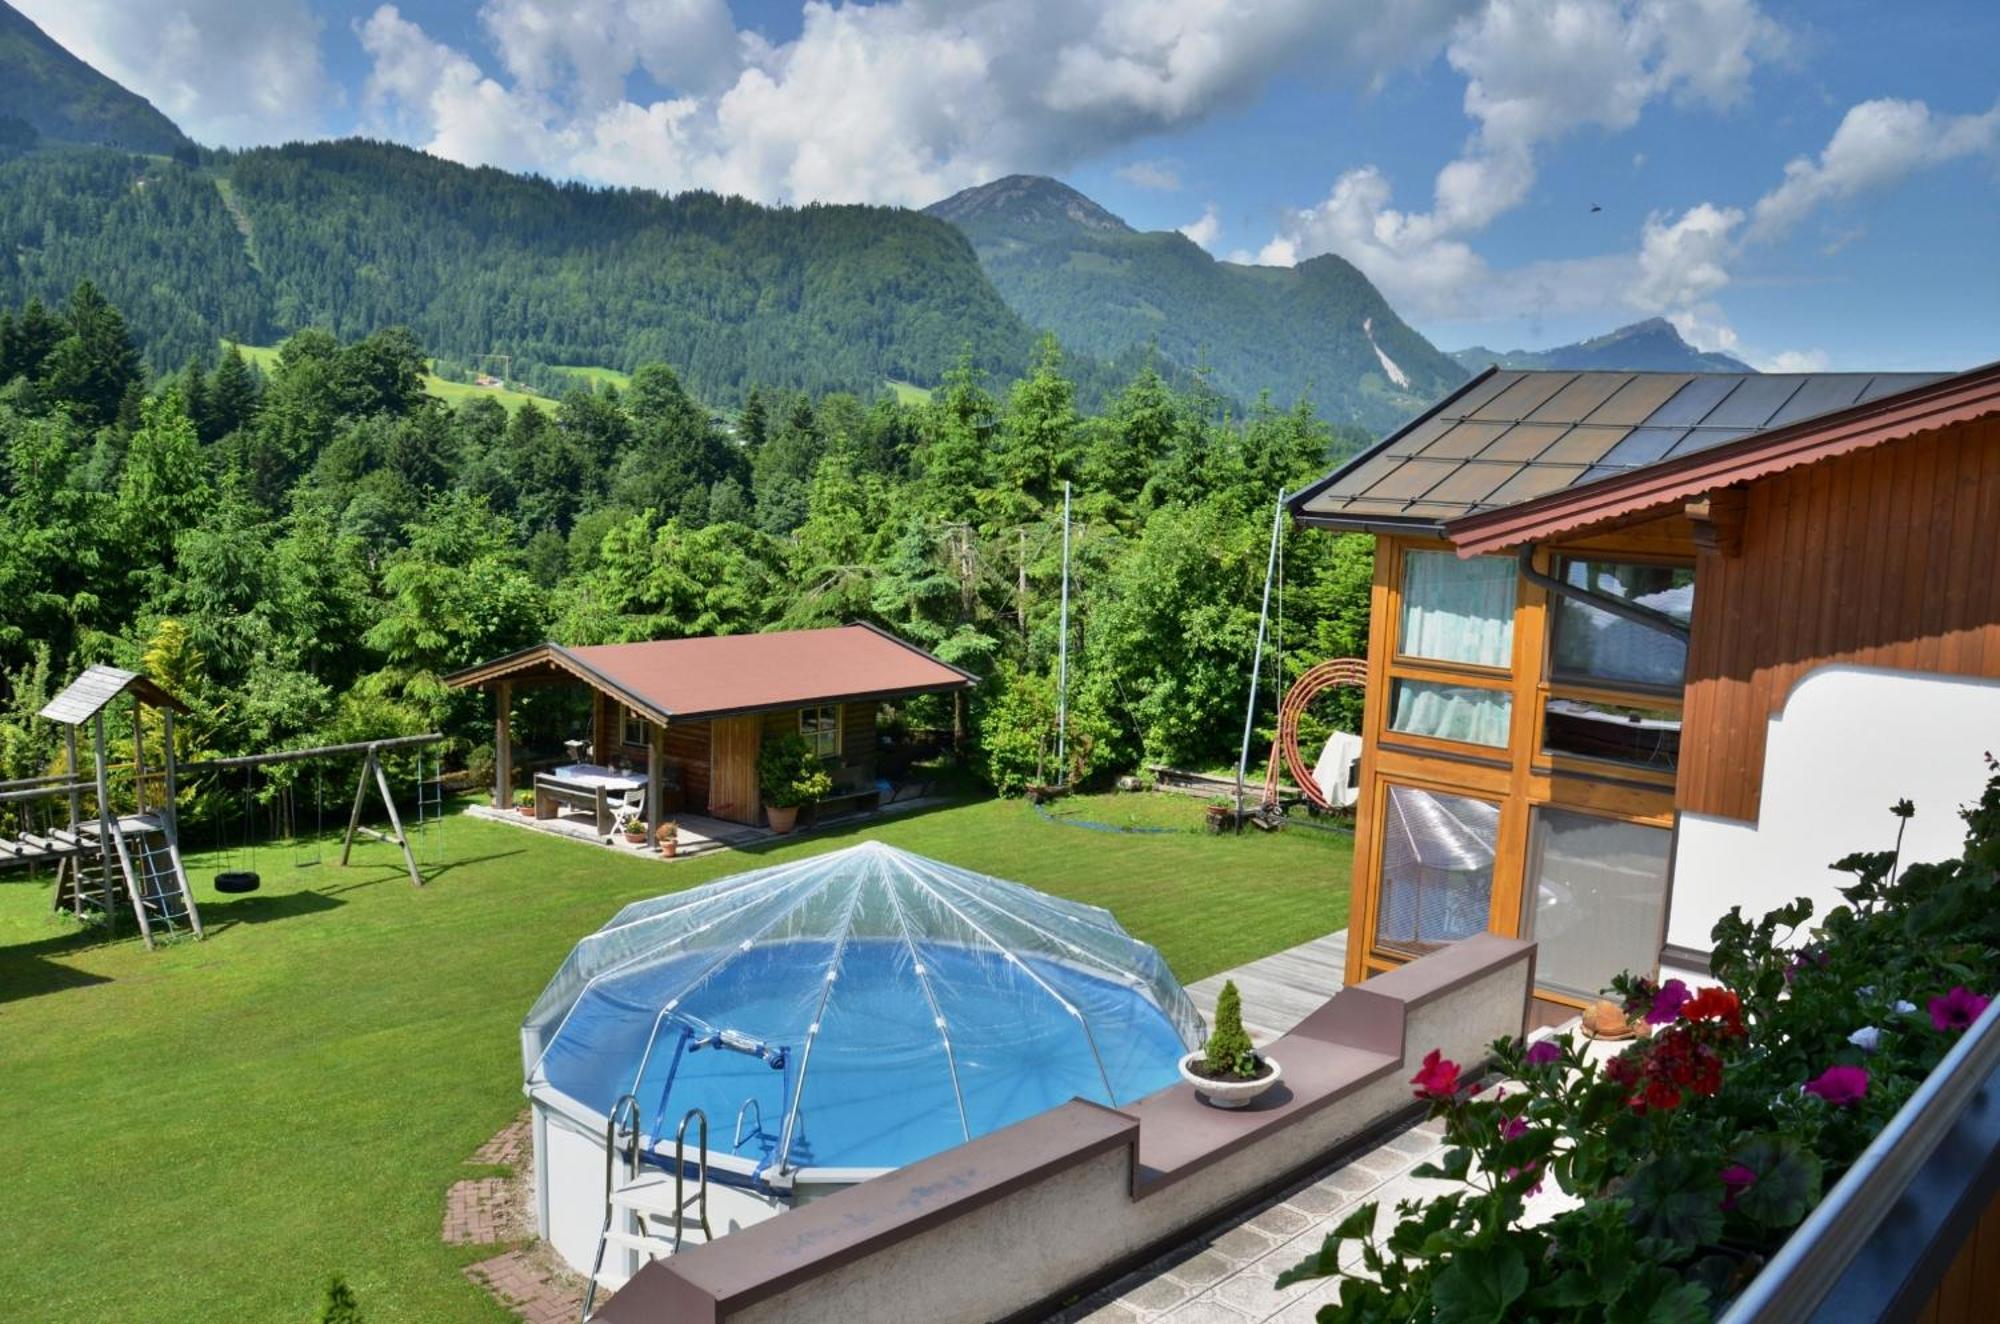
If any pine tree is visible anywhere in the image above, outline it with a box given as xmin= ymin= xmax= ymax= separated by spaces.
xmin=0 ymin=297 xmax=63 ymax=384
xmin=182 ymin=356 xmax=213 ymax=443
xmin=1203 ymin=979 xmax=1257 ymax=1078
xmin=318 ymin=1275 xmax=362 ymax=1324
xmin=43 ymin=280 xmax=144 ymax=429
xmin=737 ymin=386 xmax=768 ymax=451
xmin=209 ymin=343 xmax=260 ymax=438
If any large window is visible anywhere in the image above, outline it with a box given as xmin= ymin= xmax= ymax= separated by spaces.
xmin=800 ymin=704 xmax=841 ymax=758
xmin=1524 ymin=809 xmax=1673 ymax=998
xmin=1390 ymin=680 xmax=1512 ymax=748
xmin=1399 ymin=551 xmax=1516 ymax=668
xmin=1549 ymin=559 xmax=1693 ymax=689
xmin=1377 ymin=786 xmax=1500 ymax=954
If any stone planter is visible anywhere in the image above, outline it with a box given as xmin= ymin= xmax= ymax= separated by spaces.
xmin=767 ymin=804 xmax=799 ymax=834
xmin=1179 ymin=1050 xmax=1282 ymax=1109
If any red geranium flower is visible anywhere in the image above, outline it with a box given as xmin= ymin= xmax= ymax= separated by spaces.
xmin=1410 ymin=1048 xmax=1461 ymax=1101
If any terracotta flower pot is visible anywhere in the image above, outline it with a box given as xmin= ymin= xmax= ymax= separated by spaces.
xmin=767 ymin=804 xmax=799 ymax=834
xmin=1179 ymin=1051 xmax=1282 ymax=1109
xmin=660 ymin=839 xmax=678 ymax=859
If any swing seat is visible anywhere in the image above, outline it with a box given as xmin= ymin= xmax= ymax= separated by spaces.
xmin=214 ymin=871 xmax=261 ymax=894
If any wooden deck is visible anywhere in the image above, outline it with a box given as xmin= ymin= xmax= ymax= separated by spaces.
xmin=1185 ymin=930 xmax=1349 ymax=1044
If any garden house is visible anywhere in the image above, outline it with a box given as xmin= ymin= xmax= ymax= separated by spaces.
xmin=446 ymin=623 xmax=975 ymax=832
xmin=1291 ymin=360 xmax=2000 ymax=1020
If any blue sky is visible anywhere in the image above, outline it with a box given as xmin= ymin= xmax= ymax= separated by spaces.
xmin=22 ymin=0 xmax=1999 ymax=369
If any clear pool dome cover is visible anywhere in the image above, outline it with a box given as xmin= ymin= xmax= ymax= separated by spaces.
xmin=524 ymin=841 xmax=1203 ymax=1181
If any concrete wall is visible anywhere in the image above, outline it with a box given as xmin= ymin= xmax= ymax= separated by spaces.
xmin=1668 ymin=665 xmax=2000 ymax=952
xmin=597 ymin=934 xmax=1535 ymax=1324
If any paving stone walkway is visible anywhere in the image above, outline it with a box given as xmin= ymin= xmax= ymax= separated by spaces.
xmin=452 ymin=1110 xmax=589 ymax=1324
xmin=1041 ymin=1114 xmax=1455 ymax=1324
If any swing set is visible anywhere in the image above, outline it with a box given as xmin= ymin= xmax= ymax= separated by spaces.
xmin=193 ymin=733 xmax=447 ymax=891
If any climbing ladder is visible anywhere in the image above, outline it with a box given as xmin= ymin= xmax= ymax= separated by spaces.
xmin=79 ymin=814 xmax=201 ymax=948
xmin=582 ymin=1099 xmax=713 ymax=1320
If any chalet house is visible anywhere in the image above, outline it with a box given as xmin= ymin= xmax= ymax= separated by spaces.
xmin=447 ymin=623 xmax=974 ymax=832
xmin=1291 ymin=361 xmax=2000 ymax=1018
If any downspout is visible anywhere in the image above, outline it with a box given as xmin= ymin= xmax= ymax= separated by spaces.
xmin=1516 ymin=546 xmax=1689 ymax=642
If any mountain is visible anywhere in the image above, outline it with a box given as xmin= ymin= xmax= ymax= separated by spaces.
xmin=0 ymin=137 xmax=1053 ymax=403
xmin=1452 ymin=318 xmax=1754 ymax=374
xmin=0 ymin=2 xmax=191 ymax=154
xmin=925 ymin=175 xmax=1467 ymax=434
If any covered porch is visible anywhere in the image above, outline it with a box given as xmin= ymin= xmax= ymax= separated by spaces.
xmin=445 ymin=624 xmax=974 ymax=840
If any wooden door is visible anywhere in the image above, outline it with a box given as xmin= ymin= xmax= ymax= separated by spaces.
xmin=708 ymin=715 xmax=763 ymax=825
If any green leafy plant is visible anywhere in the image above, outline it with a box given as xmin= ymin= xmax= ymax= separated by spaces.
xmin=318 ymin=1275 xmax=362 ymax=1324
xmin=758 ymin=732 xmax=833 ymax=810
xmin=1202 ymin=979 xmax=1260 ymax=1079
xmin=512 ymin=787 xmax=534 ymax=808
xmin=1281 ymin=768 xmax=2000 ymax=1321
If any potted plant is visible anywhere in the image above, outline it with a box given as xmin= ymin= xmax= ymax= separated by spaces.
xmin=758 ymin=733 xmax=832 ymax=835
xmin=513 ymin=788 xmax=536 ymax=817
xmin=1179 ymin=979 xmax=1281 ymax=1108
xmin=656 ymin=820 xmax=679 ymax=859
xmin=624 ymin=816 xmax=649 ymax=845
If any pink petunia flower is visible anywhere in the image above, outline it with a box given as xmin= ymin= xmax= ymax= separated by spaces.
xmin=1646 ymin=979 xmax=1692 ymax=1025
xmin=1524 ymin=1039 xmax=1562 ymax=1067
xmin=1929 ymin=987 xmax=1992 ymax=1033
xmin=1720 ymin=1163 xmax=1757 ymax=1210
xmin=1410 ymin=1049 xmax=1461 ymax=1101
xmin=1804 ymin=1064 xmax=1870 ymax=1108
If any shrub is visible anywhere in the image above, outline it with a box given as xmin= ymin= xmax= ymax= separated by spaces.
xmin=758 ymin=732 xmax=832 ymax=809
xmin=318 ymin=1276 xmax=362 ymax=1324
xmin=464 ymin=743 xmax=495 ymax=789
xmin=1278 ymin=765 xmax=2000 ymax=1320
xmin=1203 ymin=979 xmax=1258 ymax=1078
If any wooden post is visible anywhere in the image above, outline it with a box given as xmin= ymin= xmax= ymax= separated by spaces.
xmin=341 ymin=752 xmax=371 ymax=866
xmin=63 ymin=725 xmax=81 ymax=834
xmin=161 ymin=710 xmax=179 ymax=838
xmin=593 ymin=692 xmax=612 ymax=766
xmin=131 ymin=695 xmax=147 ymax=817
xmin=371 ymin=753 xmax=424 ymax=887
xmin=495 ymin=679 xmax=513 ymax=809
xmin=646 ymin=721 xmax=663 ymax=841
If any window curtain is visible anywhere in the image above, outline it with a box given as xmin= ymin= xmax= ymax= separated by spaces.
xmin=1377 ymin=786 xmax=1499 ymax=947
xmin=1391 ymin=680 xmax=1512 ymax=748
xmin=1399 ymin=551 xmax=1516 ymax=668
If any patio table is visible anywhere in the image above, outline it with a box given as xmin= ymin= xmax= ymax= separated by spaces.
xmin=536 ymin=764 xmax=649 ymax=834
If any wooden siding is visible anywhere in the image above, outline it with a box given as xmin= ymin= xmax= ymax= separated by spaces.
xmin=1678 ymin=415 xmax=2000 ymax=822
xmin=663 ymin=719 xmax=710 ymax=813
xmin=708 ymin=715 xmax=762 ymax=824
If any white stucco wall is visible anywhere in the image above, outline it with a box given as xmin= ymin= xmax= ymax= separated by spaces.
xmin=1669 ymin=665 xmax=2000 ymax=952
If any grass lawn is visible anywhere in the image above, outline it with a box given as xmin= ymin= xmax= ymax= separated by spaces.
xmin=0 ymin=793 xmax=1347 ymax=1322
xmin=229 ymin=342 xmax=558 ymax=414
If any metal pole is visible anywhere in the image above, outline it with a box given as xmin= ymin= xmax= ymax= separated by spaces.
xmin=1056 ymin=481 xmax=1072 ymax=785
xmin=1235 ymin=488 xmax=1286 ymax=823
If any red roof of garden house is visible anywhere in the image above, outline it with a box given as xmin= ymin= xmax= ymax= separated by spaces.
xmin=445 ymin=623 xmax=974 ymax=725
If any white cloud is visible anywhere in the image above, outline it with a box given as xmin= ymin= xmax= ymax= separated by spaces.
xmin=1629 ymin=202 xmax=1744 ymax=313
xmin=15 ymin=0 xmax=333 ymax=145
xmin=1116 ymin=159 xmax=1182 ymax=190
xmin=1749 ymin=97 xmax=2000 ymax=242
xmin=354 ymin=0 xmax=1481 ymax=207
xmin=1257 ymin=0 xmax=1781 ymax=317
xmin=1177 ymin=204 xmax=1222 ymax=248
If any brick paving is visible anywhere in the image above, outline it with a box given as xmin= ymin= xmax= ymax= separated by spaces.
xmin=465 ymin=1248 xmax=586 ymax=1324
xmin=455 ymin=1112 xmax=592 ymax=1323
xmin=444 ymin=1176 xmax=533 ymax=1245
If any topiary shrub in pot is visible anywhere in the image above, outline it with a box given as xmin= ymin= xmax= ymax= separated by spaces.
xmin=1180 ymin=979 xmax=1281 ymax=1107
xmin=759 ymin=732 xmax=832 ymax=835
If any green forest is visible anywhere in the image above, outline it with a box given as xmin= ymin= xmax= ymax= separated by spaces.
xmin=0 ymin=281 xmax=1376 ymax=803
xmin=0 ymin=139 xmax=1183 ymax=410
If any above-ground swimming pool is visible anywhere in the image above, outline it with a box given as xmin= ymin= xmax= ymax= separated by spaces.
xmin=523 ymin=841 xmax=1204 ymax=1268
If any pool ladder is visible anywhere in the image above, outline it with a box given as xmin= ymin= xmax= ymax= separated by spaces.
xmin=581 ymin=1096 xmax=714 ymax=1320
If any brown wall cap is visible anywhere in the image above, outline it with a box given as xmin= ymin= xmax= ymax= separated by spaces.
xmin=596 ymin=1100 xmax=1139 ymax=1322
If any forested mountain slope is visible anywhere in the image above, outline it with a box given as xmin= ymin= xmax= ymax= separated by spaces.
xmin=928 ymin=175 xmax=1467 ymax=434
xmin=0 ymin=138 xmax=1049 ymax=405
xmin=0 ymin=3 xmax=191 ymax=154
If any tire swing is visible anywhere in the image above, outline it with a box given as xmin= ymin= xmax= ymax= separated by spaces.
xmin=214 ymin=766 xmax=262 ymax=895
xmin=1256 ymin=658 xmax=1368 ymax=820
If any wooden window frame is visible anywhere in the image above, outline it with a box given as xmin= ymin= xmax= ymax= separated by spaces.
xmin=800 ymin=703 xmax=842 ymax=759
xmin=620 ymin=706 xmax=647 ymax=748
xmin=1377 ymin=540 xmax=1523 ymax=758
